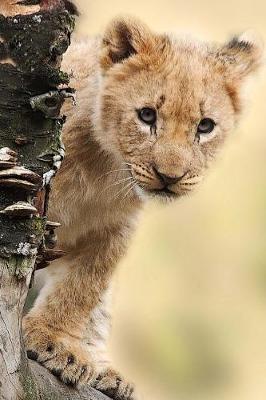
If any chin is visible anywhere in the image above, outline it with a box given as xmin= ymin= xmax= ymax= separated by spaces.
xmin=134 ymin=185 xmax=181 ymax=204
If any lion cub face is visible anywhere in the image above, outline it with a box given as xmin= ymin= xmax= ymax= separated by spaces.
xmin=99 ymin=18 xmax=262 ymax=200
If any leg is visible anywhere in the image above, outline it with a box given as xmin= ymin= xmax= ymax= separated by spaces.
xmin=23 ymin=258 xmax=98 ymax=386
xmin=86 ymin=286 xmax=136 ymax=399
xmin=23 ymin=227 xmax=138 ymax=398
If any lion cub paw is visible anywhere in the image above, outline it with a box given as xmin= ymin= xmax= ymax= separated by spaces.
xmin=93 ymin=368 xmax=137 ymax=400
xmin=23 ymin=321 xmax=96 ymax=387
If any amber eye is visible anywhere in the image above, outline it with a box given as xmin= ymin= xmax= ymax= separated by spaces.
xmin=138 ymin=107 xmax=157 ymax=125
xmin=197 ymin=118 xmax=216 ymax=134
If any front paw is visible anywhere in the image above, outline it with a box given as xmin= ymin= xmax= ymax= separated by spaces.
xmin=23 ymin=318 xmax=96 ymax=387
xmin=93 ymin=368 xmax=137 ymax=400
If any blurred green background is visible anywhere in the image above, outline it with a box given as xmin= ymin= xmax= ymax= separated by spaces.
xmin=75 ymin=1 xmax=266 ymax=399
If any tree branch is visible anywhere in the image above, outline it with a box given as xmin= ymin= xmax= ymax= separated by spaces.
xmin=30 ymin=361 xmax=109 ymax=399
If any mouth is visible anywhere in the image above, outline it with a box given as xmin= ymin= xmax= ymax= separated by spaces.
xmin=134 ymin=185 xmax=179 ymax=201
xmin=129 ymin=165 xmax=202 ymax=201
xmin=129 ymin=169 xmax=177 ymax=199
xmin=149 ymin=187 xmax=178 ymax=198
xmin=133 ymin=182 xmax=178 ymax=201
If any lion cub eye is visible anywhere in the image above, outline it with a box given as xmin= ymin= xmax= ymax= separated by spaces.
xmin=197 ymin=118 xmax=216 ymax=134
xmin=138 ymin=107 xmax=157 ymax=125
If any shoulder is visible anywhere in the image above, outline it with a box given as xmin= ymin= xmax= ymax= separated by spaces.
xmin=62 ymin=35 xmax=101 ymax=91
xmin=61 ymin=35 xmax=102 ymax=120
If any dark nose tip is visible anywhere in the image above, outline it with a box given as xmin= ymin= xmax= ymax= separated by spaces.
xmin=153 ymin=168 xmax=185 ymax=186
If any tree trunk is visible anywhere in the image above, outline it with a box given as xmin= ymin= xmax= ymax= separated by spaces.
xmin=0 ymin=1 xmax=108 ymax=399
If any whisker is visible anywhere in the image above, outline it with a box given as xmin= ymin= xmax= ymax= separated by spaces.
xmin=111 ymin=179 xmax=135 ymax=201
xmin=122 ymin=181 xmax=138 ymax=201
xmin=95 ymin=168 xmax=131 ymax=183
xmin=101 ymin=176 xmax=133 ymax=194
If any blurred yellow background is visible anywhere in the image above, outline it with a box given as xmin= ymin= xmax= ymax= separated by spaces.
xmin=75 ymin=1 xmax=266 ymax=399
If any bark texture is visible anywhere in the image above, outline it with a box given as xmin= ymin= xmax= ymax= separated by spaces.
xmin=0 ymin=1 xmax=108 ymax=399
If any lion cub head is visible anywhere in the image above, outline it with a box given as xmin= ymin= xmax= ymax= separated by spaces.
xmin=97 ymin=17 xmax=263 ymax=200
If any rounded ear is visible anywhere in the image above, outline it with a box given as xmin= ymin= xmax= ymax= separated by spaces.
xmin=100 ymin=16 xmax=155 ymax=71
xmin=217 ymin=31 xmax=264 ymax=81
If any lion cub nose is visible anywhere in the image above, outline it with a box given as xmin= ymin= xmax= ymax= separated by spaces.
xmin=153 ymin=168 xmax=186 ymax=186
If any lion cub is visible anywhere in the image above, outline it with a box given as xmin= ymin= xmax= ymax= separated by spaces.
xmin=23 ymin=16 xmax=262 ymax=398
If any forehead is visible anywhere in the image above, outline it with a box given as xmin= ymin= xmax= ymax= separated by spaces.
xmin=123 ymin=41 xmax=226 ymax=118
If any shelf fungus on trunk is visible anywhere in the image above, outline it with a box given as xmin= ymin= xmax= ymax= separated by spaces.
xmin=0 ymin=147 xmax=18 ymax=168
xmin=0 ymin=202 xmax=38 ymax=217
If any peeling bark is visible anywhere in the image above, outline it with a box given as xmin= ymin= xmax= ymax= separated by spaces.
xmin=0 ymin=1 xmax=108 ymax=399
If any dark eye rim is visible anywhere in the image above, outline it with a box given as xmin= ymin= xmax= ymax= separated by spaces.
xmin=197 ymin=118 xmax=216 ymax=134
xmin=137 ymin=107 xmax=157 ymax=126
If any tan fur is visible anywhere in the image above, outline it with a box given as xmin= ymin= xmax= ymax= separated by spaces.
xmin=23 ymin=17 xmax=262 ymax=396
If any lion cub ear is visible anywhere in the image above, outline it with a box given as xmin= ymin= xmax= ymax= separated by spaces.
xmin=100 ymin=16 xmax=155 ymax=71
xmin=217 ymin=31 xmax=264 ymax=81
